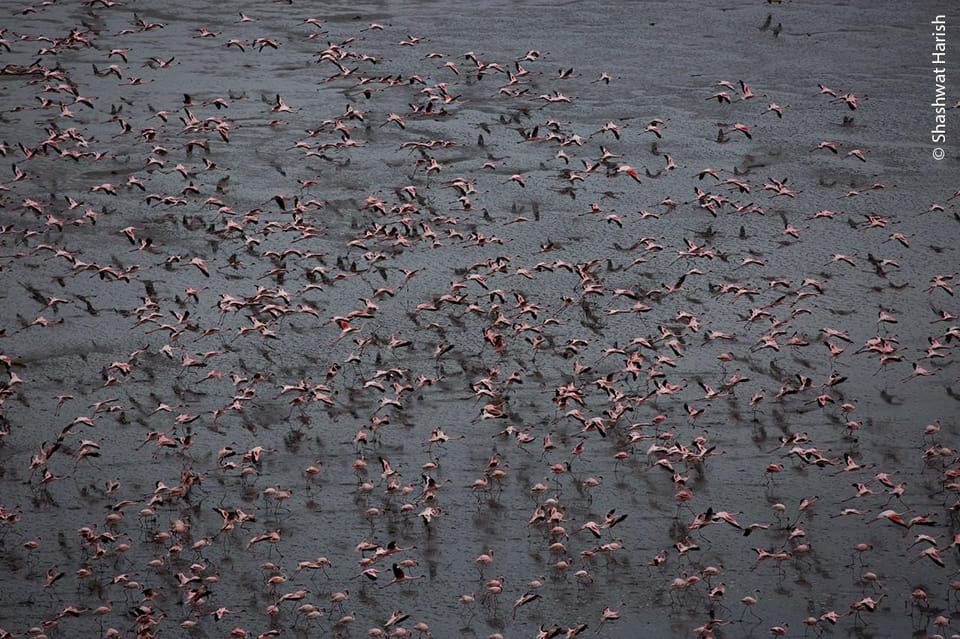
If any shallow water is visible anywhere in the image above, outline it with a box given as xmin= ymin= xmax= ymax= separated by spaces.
xmin=0 ymin=1 xmax=958 ymax=638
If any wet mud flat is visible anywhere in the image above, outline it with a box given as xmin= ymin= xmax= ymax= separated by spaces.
xmin=0 ymin=1 xmax=958 ymax=638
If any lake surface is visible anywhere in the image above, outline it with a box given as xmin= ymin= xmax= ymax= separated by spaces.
xmin=0 ymin=1 xmax=957 ymax=638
